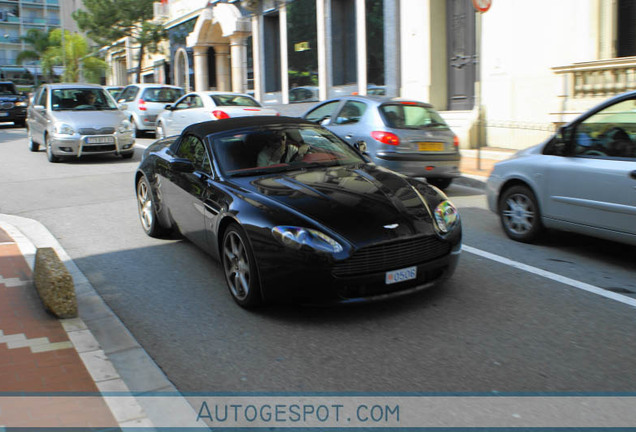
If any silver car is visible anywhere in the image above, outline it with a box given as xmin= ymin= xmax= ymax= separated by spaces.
xmin=155 ymin=91 xmax=279 ymax=139
xmin=302 ymin=96 xmax=461 ymax=189
xmin=26 ymin=83 xmax=135 ymax=163
xmin=487 ymin=91 xmax=636 ymax=246
xmin=117 ymin=84 xmax=184 ymax=136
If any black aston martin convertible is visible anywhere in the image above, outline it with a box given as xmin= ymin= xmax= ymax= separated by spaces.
xmin=135 ymin=116 xmax=461 ymax=308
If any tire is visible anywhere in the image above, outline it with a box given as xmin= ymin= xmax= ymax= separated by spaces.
xmin=428 ymin=178 xmax=452 ymax=190
xmin=222 ymin=224 xmax=262 ymax=309
xmin=136 ymin=175 xmax=169 ymax=237
xmin=155 ymin=122 xmax=165 ymax=139
xmin=27 ymin=127 xmax=39 ymax=152
xmin=45 ymin=135 xmax=60 ymax=163
xmin=131 ymin=118 xmax=139 ymax=138
xmin=14 ymin=120 xmax=25 ymax=128
xmin=498 ymin=185 xmax=543 ymax=243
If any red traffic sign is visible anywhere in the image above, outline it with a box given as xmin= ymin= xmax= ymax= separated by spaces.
xmin=472 ymin=0 xmax=492 ymax=12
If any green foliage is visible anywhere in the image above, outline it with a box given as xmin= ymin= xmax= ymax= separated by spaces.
xmin=72 ymin=0 xmax=166 ymax=82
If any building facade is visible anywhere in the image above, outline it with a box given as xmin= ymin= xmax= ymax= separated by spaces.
xmin=103 ymin=0 xmax=636 ymax=150
xmin=0 ymin=0 xmax=81 ymax=84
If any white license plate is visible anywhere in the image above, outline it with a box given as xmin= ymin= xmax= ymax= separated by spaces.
xmin=385 ymin=266 xmax=417 ymax=285
xmin=86 ymin=136 xmax=114 ymax=144
xmin=0 ymin=112 xmax=8 ymax=117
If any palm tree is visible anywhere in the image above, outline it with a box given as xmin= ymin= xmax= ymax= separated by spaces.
xmin=44 ymin=29 xmax=107 ymax=83
xmin=16 ymin=29 xmax=55 ymax=83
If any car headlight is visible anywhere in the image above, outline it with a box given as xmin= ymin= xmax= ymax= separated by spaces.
xmin=118 ymin=120 xmax=133 ymax=133
xmin=433 ymin=200 xmax=459 ymax=233
xmin=272 ymin=226 xmax=343 ymax=254
xmin=15 ymin=101 xmax=28 ymax=107
xmin=54 ymin=123 xmax=75 ymax=135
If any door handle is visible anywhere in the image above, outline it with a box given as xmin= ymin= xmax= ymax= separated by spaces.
xmin=630 ymin=170 xmax=636 ymax=180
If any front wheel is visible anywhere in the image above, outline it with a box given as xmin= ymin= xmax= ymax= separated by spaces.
xmin=498 ymin=185 xmax=543 ymax=243
xmin=155 ymin=122 xmax=165 ymax=139
xmin=136 ymin=175 xmax=169 ymax=237
xmin=222 ymin=224 xmax=262 ymax=309
xmin=27 ymin=127 xmax=39 ymax=152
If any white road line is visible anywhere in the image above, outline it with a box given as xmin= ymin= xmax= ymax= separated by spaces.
xmin=462 ymin=245 xmax=636 ymax=309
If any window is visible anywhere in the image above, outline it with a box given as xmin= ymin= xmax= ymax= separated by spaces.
xmin=142 ymin=87 xmax=184 ymax=102
xmin=574 ymin=99 xmax=636 ymax=159
xmin=305 ymin=100 xmax=340 ymax=123
xmin=119 ymin=86 xmax=138 ymax=102
xmin=176 ymin=135 xmax=212 ymax=174
xmin=334 ymin=101 xmax=367 ymax=125
xmin=37 ymin=87 xmax=48 ymax=107
xmin=211 ymin=94 xmax=260 ymax=107
xmin=380 ymin=104 xmax=448 ymax=129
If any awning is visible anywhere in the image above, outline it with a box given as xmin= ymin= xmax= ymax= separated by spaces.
xmin=0 ymin=66 xmax=28 ymax=73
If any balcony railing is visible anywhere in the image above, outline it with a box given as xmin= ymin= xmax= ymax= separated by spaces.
xmin=553 ymin=57 xmax=636 ymax=98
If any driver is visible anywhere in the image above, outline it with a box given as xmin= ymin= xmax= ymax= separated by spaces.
xmin=257 ymin=130 xmax=309 ymax=166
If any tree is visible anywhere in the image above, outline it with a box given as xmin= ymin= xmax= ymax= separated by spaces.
xmin=73 ymin=0 xmax=167 ymax=83
xmin=16 ymin=29 xmax=55 ymax=83
xmin=39 ymin=30 xmax=107 ymax=83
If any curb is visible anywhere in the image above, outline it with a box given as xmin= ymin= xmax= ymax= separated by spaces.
xmin=0 ymin=214 xmax=208 ymax=431
xmin=454 ymin=174 xmax=487 ymax=190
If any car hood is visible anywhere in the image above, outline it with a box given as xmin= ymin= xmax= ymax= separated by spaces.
xmin=233 ymin=164 xmax=440 ymax=246
xmin=0 ymin=95 xmax=26 ymax=103
xmin=50 ymin=110 xmax=127 ymax=128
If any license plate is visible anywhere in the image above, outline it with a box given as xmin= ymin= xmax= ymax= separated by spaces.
xmin=418 ymin=142 xmax=444 ymax=151
xmin=86 ymin=136 xmax=114 ymax=144
xmin=0 ymin=112 xmax=8 ymax=117
xmin=385 ymin=266 xmax=417 ymax=285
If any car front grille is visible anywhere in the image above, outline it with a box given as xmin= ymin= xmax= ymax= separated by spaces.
xmin=83 ymin=144 xmax=116 ymax=152
xmin=332 ymin=235 xmax=451 ymax=277
xmin=0 ymin=102 xmax=14 ymax=109
xmin=78 ymin=127 xmax=116 ymax=135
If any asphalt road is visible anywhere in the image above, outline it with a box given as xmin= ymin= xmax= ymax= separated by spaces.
xmin=2 ymin=123 xmax=636 ymax=393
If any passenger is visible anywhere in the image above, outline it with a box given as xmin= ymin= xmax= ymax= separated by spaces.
xmin=257 ymin=131 xmax=308 ymax=166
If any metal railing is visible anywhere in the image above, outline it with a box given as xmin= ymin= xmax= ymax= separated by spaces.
xmin=553 ymin=56 xmax=636 ymax=98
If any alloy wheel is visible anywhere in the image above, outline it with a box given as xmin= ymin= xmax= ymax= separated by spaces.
xmin=223 ymin=230 xmax=251 ymax=301
xmin=136 ymin=178 xmax=154 ymax=234
xmin=502 ymin=193 xmax=536 ymax=236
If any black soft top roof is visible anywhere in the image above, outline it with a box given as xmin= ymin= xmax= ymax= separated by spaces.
xmin=183 ymin=116 xmax=316 ymax=139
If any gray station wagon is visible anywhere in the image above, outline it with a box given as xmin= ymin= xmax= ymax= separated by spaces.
xmin=26 ymin=83 xmax=135 ymax=162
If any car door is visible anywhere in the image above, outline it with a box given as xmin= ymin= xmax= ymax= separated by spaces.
xmin=165 ymin=134 xmax=214 ymax=249
xmin=303 ymin=99 xmax=342 ymax=125
xmin=545 ymin=97 xmax=636 ymax=236
xmin=326 ymin=100 xmax=369 ymax=145
xmin=30 ymin=86 xmax=48 ymax=144
xmin=172 ymin=95 xmax=207 ymax=135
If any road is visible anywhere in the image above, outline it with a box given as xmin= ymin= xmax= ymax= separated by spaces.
xmin=2 ymin=123 xmax=636 ymax=394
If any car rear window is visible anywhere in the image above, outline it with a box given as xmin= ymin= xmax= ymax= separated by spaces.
xmin=141 ymin=88 xmax=184 ymax=103
xmin=210 ymin=95 xmax=261 ymax=107
xmin=380 ymin=103 xmax=448 ymax=129
xmin=0 ymin=83 xmax=18 ymax=95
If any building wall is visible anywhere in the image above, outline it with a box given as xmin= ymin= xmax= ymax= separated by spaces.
xmin=480 ymin=0 xmax=599 ymax=149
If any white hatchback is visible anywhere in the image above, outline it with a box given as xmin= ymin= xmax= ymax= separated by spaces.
xmin=486 ymin=91 xmax=636 ymax=246
xmin=155 ymin=91 xmax=279 ymax=139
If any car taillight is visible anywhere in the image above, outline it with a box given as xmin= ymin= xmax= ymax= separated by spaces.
xmin=453 ymin=135 xmax=459 ymax=148
xmin=138 ymin=99 xmax=147 ymax=111
xmin=212 ymin=110 xmax=230 ymax=119
xmin=371 ymin=131 xmax=400 ymax=146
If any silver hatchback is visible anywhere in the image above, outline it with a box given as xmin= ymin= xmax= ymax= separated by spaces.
xmin=487 ymin=91 xmax=636 ymax=246
xmin=302 ymin=96 xmax=461 ymax=189
xmin=26 ymin=83 xmax=135 ymax=162
xmin=117 ymin=84 xmax=184 ymax=136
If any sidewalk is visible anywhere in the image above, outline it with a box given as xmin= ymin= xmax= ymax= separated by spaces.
xmin=0 ymin=216 xmax=206 ymax=431
xmin=456 ymin=147 xmax=516 ymax=188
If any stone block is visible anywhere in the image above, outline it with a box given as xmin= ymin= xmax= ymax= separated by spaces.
xmin=34 ymin=247 xmax=77 ymax=318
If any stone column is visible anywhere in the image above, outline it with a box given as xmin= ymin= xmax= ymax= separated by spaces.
xmin=215 ymin=45 xmax=231 ymax=92
xmin=230 ymin=33 xmax=249 ymax=94
xmin=279 ymin=3 xmax=289 ymax=104
xmin=251 ymin=15 xmax=263 ymax=102
xmin=193 ymin=45 xmax=209 ymax=91
xmin=316 ymin=0 xmax=330 ymax=101
xmin=355 ymin=0 xmax=367 ymax=95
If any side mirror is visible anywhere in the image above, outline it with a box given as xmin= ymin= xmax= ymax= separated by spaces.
xmin=319 ymin=115 xmax=331 ymax=126
xmin=170 ymin=158 xmax=195 ymax=173
xmin=33 ymin=104 xmax=45 ymax=111
xmin=353 ymin=140 xmax=368 ymax=154
xmin=164 ymin=104 xmax=173 ymax=111
xmin=545 ymin=126 xmax=573 ymax=156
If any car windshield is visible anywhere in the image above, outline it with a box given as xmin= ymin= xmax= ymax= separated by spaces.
xmin=0 ymin=83 xmax=18 ymax=95
xmin=51 ymin=88 xmax=118 ymax=111
xmin=141 ymin=87 xmax=184 ymax=103
xmin=380 ymin=103 xmax=448 ymax=129
xmin=210 ymin=94 xmax=261 ymax=107
xmin=212 ymin=125 xmax=365 ymax=177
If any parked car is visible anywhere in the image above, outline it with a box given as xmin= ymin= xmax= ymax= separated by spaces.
xmin=26 ymin=83 xmax=135 ymax=162
xmin=0 ymin=81 xmax=29 ymax=127
xmin=155 ymin=91 xmax=279 ymax=139
xmin=486 ymin=91 xmax=636 ymax=246
xmin=104 ymin=85 xmax=124 ymax=100
xmin=135 ymin=116 xmax=461 ymax=308
xmin=289 ymin=86 xmax=318 ymax=103
xmin=301 ymin=96 xmax=461 ymax=189
xmin=117 ymin=84 xmax=184 ymax=137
